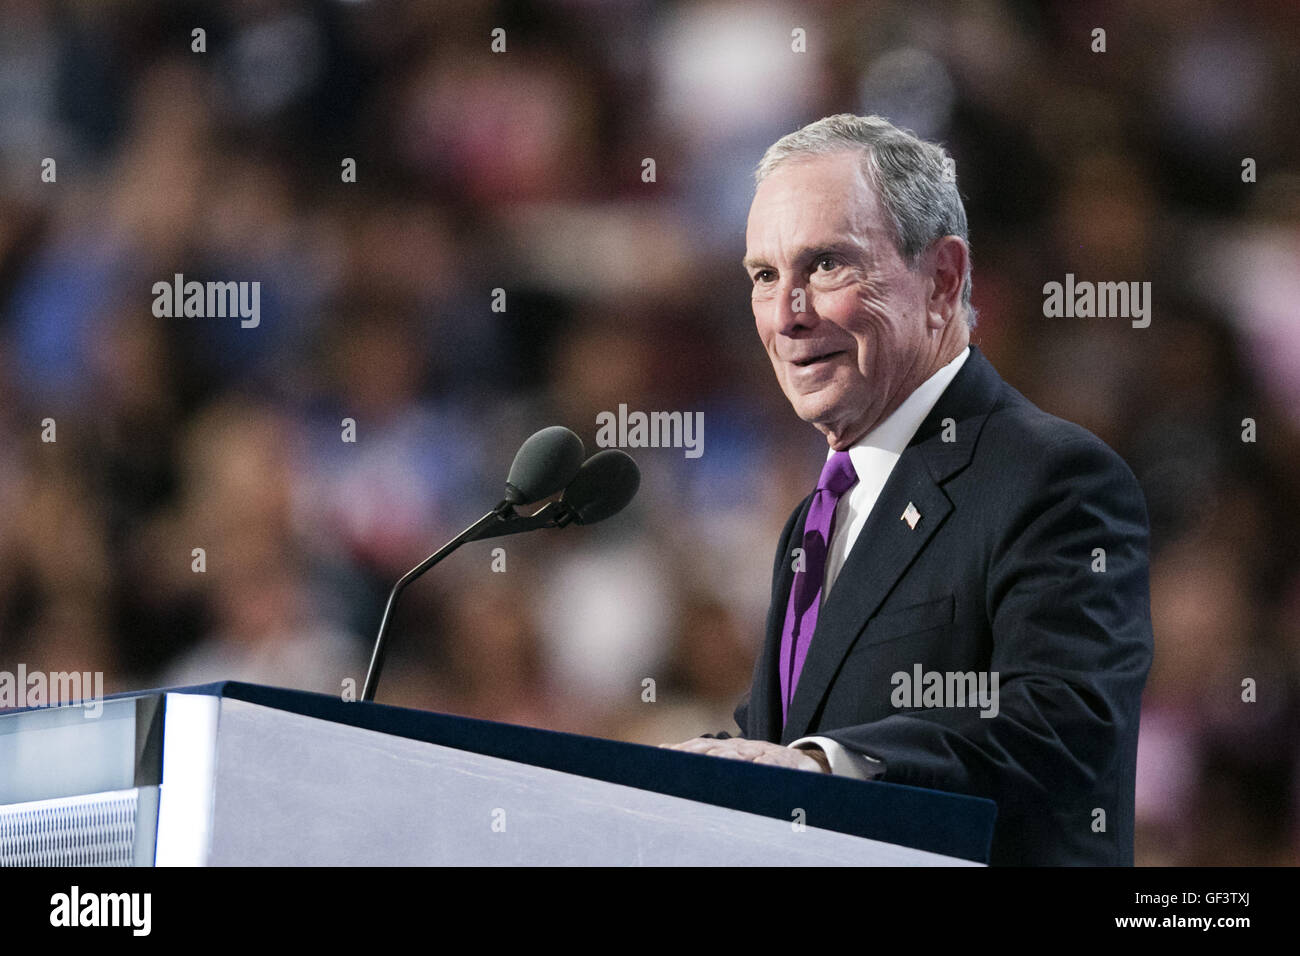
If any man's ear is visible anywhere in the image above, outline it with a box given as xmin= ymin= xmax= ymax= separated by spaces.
xmin=926 ymin=235 xmax=969 ymax=326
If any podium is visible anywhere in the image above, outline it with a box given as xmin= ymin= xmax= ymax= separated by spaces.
xmin=0 ymin=682 xmax=996 ymax=866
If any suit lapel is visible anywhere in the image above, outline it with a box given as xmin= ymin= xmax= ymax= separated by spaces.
xmin=750 ymin=493 xmax=813 ymax=741
xmin=780 ymin=454 xmax=952 ymax=741
xmin=777 ymin=344 xmax=1004 ymax=743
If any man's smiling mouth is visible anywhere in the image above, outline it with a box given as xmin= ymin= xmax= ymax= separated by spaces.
xmin=791 ymin=350 xmax=848 ymax=368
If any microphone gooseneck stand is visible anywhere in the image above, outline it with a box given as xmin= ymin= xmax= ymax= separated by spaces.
xmin=359 ymin=435 xmax=639 ymax=704
xmin=360 ymin=502 xmax=514 ymax=703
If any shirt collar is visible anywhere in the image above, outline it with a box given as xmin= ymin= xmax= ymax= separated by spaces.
xmin=828 ymin=346 xmax=971 ymax=467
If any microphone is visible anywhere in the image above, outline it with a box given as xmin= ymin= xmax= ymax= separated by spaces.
xmin=559 ymin=448 xmax=641 ymax=526
xmin=473 ymin=449 xmax=641 ymax=540
xmin=504 ymin=425 xmax=587 ymax=506
xmin=360 ymin=426 xmax=585 ymax=702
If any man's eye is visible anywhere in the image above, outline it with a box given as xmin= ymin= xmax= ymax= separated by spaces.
xmin=815 ymin=256 xmax=837 ymax=272
xmin=753 ymin=270 xmax=774 ymax=283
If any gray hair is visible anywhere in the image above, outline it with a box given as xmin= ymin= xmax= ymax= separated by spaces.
xmin=755 ymin=114 xmax=976 ymax=328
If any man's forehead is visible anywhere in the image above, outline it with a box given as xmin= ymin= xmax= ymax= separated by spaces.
xmin=744 ymin=154 xmax=884 ymax=260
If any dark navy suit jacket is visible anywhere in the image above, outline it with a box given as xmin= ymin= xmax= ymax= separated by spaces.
xmin=734 ymin=344 xmax=1153 ymax=866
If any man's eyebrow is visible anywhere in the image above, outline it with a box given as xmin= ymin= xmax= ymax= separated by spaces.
xmin=742 ymin=240 xmax=863 ymax=273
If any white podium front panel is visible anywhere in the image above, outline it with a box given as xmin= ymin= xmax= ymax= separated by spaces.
xmin=198 ymin=697 xmax=976 ymax=866
xmin=1 ymin=689 xmax=986 ymax=866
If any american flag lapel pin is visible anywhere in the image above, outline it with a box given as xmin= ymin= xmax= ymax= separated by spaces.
xmin=901 ymin=502 xmax=921 ymax=530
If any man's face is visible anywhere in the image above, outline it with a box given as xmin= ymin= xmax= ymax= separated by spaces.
xmin=744 ymin=150 xmax=937 ymax=449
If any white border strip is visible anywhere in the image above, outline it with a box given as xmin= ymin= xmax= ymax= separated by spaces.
xmin=154 ymin=693 xmax=220 ymax=866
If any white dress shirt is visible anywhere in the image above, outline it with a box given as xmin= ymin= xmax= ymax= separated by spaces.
xmin=789 ymin=346 xmax=971 ymax=779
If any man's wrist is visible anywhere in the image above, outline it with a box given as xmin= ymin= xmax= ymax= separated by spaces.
xmin=790 ymin=735 xmax=886 ymax=780
xmin=801 ymin=746 xmax=831 ymax=772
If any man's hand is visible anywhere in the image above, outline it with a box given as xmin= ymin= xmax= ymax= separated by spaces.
xmin=664 ymin=737 xmax=830 ymax=773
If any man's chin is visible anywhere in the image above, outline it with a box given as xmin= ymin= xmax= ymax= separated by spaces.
xmin=792 ymin=401 xmax=844 ymax=432
xmin=789 ymin=400 xmax=866 ymax=447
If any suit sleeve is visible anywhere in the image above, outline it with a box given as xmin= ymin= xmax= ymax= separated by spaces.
xmin=729 ymin=692 xmax=749 ymax=737
xmin=816 ymin=436 xmax=1153 ymax=817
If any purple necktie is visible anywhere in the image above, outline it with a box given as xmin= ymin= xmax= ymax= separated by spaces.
xmin=778 ymin=450 xmax=859 ymax=723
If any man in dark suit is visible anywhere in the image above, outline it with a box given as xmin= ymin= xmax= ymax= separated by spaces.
xmin=670 ymin=114 xmax=1153 ymax=866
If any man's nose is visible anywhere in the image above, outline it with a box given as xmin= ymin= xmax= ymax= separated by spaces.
xmin=770 ymin=278 xmax=814 ymax=335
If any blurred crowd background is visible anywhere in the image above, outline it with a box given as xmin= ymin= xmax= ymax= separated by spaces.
xmin=0 ymin=0 xmax=1297 ymax=865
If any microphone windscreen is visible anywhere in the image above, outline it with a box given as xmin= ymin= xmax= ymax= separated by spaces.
xmin=562 ymin=450 xmax=640 ymax=525
xmin=505 ymin=426 xmax=586 ymax=505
